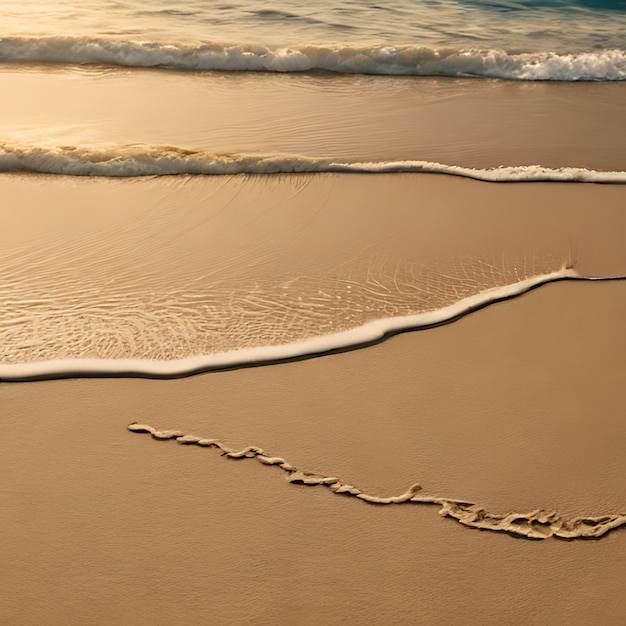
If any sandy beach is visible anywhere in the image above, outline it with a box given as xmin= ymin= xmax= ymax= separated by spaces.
xmin=2 ymin=167 xmax=626 ymax=622
xmin=2 ymin=276 xmax=626 ymax=624
xmin=1 ymin=13 xmax=625 ymax=616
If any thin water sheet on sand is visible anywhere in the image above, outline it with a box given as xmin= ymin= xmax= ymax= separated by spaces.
xmin=1 ymin=67 xmax=625 ymax=170
xmin=1 ymin=173 xmax=625 ymax=372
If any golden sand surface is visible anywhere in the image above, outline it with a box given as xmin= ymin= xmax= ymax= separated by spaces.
xmin=1 ymin=66 xmax=625 ymax=623
xmin=1 ymin=172 xmax=625 ymax=623
xmin=2 ymin=279 xmax=625 ymax=624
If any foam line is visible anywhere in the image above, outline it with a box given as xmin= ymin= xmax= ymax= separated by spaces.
xmin=0 ymin=37 xmax=624 ymax=80
xmin=128 ymin=423 xmax=626 ymax=540
xmin=1 ymin=143 xmax=625 ymax=182
xmin=0 ymin=268 xmax=581 ymax=381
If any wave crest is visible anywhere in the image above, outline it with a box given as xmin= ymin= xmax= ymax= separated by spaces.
xmin=0 ymin=36 xmax=624 ymax=80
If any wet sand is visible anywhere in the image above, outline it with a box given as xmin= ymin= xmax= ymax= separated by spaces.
xmin=1 ymin=171 xmax=626 ymax=622
xmin=2 ymin=278 xmax=626 ymax=624
xmin=2 ymin=173 xmax=626 ymax=368
xmin=1 ymin=67 xmax=625 ymax=169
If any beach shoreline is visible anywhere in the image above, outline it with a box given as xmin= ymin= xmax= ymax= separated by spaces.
xmin=1 ymin=24 xmax=626 ymax=621
xmin=2 ymin=273 xmax=626 ymax=623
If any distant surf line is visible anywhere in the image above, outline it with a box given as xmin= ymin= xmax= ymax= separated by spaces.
xmin=3 ymin=269 xmax=625 ymax=382
xmin=127 ymin=422 xmax=626 ymax=540
xmin=1 ymin=143 xmax=625 ymax=182
xmin=0 ymin=37 xmax=625 ymax=80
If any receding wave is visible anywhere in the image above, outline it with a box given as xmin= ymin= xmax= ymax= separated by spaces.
xmin=1 ymin=144 xmax=625 ymax=182
xmin=0 ymin=36 xmax=624 ymax=80
xmin=128 ymin=422 xmax=626 ymax=540
xmin=0 ymin=269 xmax=592 ymax=380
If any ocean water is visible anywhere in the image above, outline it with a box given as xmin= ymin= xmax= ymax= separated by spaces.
xmin=1 ymin=0 xmax=626 ymax=78
xmin=0 ymin=1 xmax=625 ymax=378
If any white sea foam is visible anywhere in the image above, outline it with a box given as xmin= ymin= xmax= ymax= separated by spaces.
xmin=1 ymin=144 xmax=625 ymax=182
xmin=0 ymin=268 xmax=580 ymax=380
xmin=0 ymin=37 xmax=624 ymax=80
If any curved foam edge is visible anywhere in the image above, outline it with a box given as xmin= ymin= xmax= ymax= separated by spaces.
xmin=128 ymin=423 xmax=626 ymax=540
xmin=0 ymin=268 xmax=581 ymax=380
xmin=0 ymin=37 xmax=625 ymax=80
xmin=1 ymin=143 xmax=626 ymax=182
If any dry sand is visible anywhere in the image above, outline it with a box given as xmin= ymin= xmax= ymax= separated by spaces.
xmin=1 ymin=171 xmax=625 ymax=623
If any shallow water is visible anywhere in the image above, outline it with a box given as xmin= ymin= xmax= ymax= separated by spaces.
xmin=0 ymin=68 xmax=625 ymax=173
xmin=1 ymin=0 xmax=625 ymax=80
xmin=2 ymin=172 xmax=625 ymax=378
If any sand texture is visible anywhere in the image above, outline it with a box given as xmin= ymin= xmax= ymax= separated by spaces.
xmin=2 ymin=279 xmax=626 ymax=623
xmin=1 ymin=66 xmax=626 ymax=623
xmin=2 ymin=175 xmax=626 ymax=622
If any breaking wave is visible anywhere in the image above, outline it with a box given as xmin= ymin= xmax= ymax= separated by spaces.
xmin=128 ymin=422 xmax=626 ymax=540
xmin=1 ymin=144 xmax=625 ymax=182
xmin=0 ymin=36 xmax=624 ymax=80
